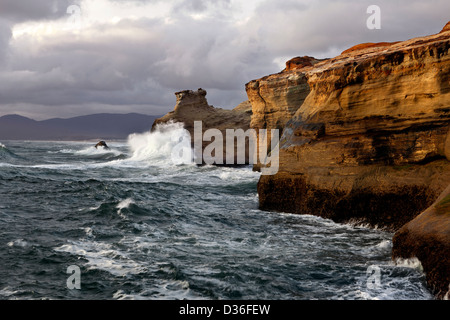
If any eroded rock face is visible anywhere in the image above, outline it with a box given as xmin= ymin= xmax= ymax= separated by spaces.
xmin=392 ymin=184 xmax=450 ymax=299
xmin=153 ymin=88 xmax=252 ymax=133
xmin=152 ymin=88 xmax=252 ymax=164
xmin=249 ymin=23 xmax=450 ymax=230
xmin=248 ymin=22 xmax=450 ymax=299
xmin=440 ymin=21 xmax=450 ymax=33
xmin=245 ymin=58 xmax=319 ymax=135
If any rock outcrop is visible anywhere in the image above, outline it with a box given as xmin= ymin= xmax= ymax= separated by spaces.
xmin=245 ymin=56 xmax=320 ymax=136
xmin=95 ymin=141 xmax=109 ymax=149
xmin=441 ymin=21 xmax=450 ymax=34
xmin=152 ymin=88 xmax=252 ymax=164
xmin=246 ymin=23 xmax=450 ymax=298
xmin=392 ymin=184 xmax=450 ymax=299
xmin=249 ymin=23 xmax=450 ymax=230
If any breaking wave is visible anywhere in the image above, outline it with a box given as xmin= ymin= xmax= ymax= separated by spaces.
xmin=74 ymin=146 xmax=126 ymax=161
xmin=127 ymin=121 xmax=194 ymax=167
xmin=0 ymin=142 xmax=21 ymax=163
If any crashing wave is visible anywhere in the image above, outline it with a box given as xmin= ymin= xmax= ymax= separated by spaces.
xmin=127 ymin=121 xmax=194 ymax=166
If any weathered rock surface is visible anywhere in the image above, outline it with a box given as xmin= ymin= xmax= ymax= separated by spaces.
xmin=152 ymin=88 xmax=252 ymax=164
xmin=247 ymin=22 xmax=450 ymax=299
xmin=441 ymin=21 xmax=450 ymax=34
xmin=340 ymin=42 xmax=399 ymax=55
xmin=392 ymin=184 xmax=450 ymax=299
xmin=251 ymin=23 xmax=450 ymax=229
xmin=245 ymin=56 xmax=320 ymax=135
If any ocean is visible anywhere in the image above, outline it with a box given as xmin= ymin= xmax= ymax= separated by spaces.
xmin=0 ymin=123 xmax=433 ymax=300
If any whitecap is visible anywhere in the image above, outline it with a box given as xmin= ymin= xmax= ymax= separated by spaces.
xmin=116 ymin=198 xmax=134 ymax=219
xmin=392 ymin=257 xmax=423 ymax=271
xmin=375 ymin=239 xmax=392 ymax=250
xmin=117 ymin=198 xmax=134 ymax=210
xmin=75 ymin=146 xmax=122 ymax=158
xmin=0 ymin=286 xmax=21 ymax=298
xmin=83 ymin=227 xmax=94 ymax=238
xmin=6 ymin=239 xmax=28 ymax=247
xmin=54 ymin=240 xmax=146 ymax=277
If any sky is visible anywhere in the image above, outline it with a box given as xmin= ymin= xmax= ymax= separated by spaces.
xmin=0 ymin=0 xmax=449 ymax=120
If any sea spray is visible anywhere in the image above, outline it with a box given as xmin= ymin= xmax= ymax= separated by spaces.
xmin=75 ymin=146 xmax=123 ymax=160
xmin=127 ymin=121 xmax=193 ymax=166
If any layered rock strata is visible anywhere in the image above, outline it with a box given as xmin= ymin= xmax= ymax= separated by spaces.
xmin=250 ymin=24 xmax=450 ymax=229
xmin=245 ymin=56 xmax=321 ymax=136
xmin=247 ymin=22 xmax=450 ymax=299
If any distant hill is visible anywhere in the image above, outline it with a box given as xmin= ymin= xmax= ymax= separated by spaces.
xmin=0 ymin=113 xmax=161 ymax=140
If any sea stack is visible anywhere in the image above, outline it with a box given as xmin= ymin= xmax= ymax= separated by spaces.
xmin=152 ymin=88 xmax=252 ymax=164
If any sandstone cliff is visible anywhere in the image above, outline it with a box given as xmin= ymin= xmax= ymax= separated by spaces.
xmin=249 ymin=24 xmax=450 ymax=230
xmin=152 ymin=88 xmax=252 ymax=164
xmin=392 ymin=183 xmax=450 ymax=299
xmin=245 ymin=56 xmax=320 ymax=136
xmin=246 ymin=23 xmax=450 ymax=299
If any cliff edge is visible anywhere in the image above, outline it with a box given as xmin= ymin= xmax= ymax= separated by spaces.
xmin=246 ymin=22 xmax=450 ymax=298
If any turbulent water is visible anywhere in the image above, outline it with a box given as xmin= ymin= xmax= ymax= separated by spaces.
xmin=0 ymin=123 xmax=433 ymax=300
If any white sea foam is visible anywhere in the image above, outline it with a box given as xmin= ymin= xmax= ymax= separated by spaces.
xmin=113 ymin=279 xmax=199 ymax=300
xmin=0 ymin=142 xmax=5 ymax=148
xmin=48 ymin=148 xmax=76 ymax=154
xmin=217 ymin=168 xmax=260 ymax=182
xmin=55 ymin=240 xmax=146 ymax=277
xmin=375 ymin=239 xmax=392 ymax=250
xmin=116 ymin=198 xmax=134 ymax=219
xmin=0 ymin=286 xmax=21 ymax=298
xmin=393 ymin=257 xmax=423 ymax=271
xmin=127 ymin=121 xmax=194 ymax=166
xmin=6 ymin=239 xmax=28 ymax=247
xmin=0 ymin=163 xmax=15 ymax=168
xmin=117 ymin=198 xmax=134 ymax=210
xmin=83 ymin=227 xmax=94 ymax=238
xmin=75 ymin=146 xmax=122 ymax=157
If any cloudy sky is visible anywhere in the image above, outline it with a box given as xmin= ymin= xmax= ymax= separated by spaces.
xmin=0 ymin=0 xmax=449 ymax=120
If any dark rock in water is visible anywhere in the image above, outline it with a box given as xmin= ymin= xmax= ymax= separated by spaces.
xmin=95 ymin=141 xmax=109 ymax=149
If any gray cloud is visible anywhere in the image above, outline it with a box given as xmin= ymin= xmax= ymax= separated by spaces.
xmin=0 ymin=0 xmax=79 ymax=23
xmin=0 ymin=0 xmax=449 ymax=119
xmin=0 ymin=20 xmax=12 ymax=65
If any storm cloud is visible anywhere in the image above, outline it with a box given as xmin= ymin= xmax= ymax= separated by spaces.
xmin=0 ymin=0 xmax=449 ymax=120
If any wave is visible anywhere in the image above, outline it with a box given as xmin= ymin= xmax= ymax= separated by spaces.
xmin=54 ymin=240 xmax=147 ymax=277
xmin=45 ymin=122 xmax=194 ymax=169
xmin=126 ymin=121 xmax=195 ymax=167
xmin=48 ymin=145 xmax=126 ymax=161
xmin=74 ymin=146 xmax=126 ymax=161
xmin=2 ymin=122 xmax=201 ymax=171
xmin=0 ymin=142 xmax=22 ymax=163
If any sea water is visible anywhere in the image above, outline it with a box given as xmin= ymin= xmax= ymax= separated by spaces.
xmin=0 ymin=123 xmax=433 ymax=300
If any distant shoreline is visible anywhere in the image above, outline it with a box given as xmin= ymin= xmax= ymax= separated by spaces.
xmin=0 ymin=113 xmax=162 ymax=141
